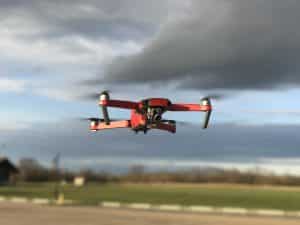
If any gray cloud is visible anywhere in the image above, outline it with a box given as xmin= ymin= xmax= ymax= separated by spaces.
xmin=92 ymin=0 xmax=300 ymax=90
xmin=0 ymin=0 xmax=173 ymax=99
xmin=2 ymin=120 xmax=300 ymax=172
xmin=1 ymin=0 xmax=299 ymax=100
xmin=0 ymin=0 xmax=168 ymax=42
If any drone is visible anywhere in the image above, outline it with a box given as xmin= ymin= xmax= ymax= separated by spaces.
xmin=86 ymin=91 xmax=212 ymax=134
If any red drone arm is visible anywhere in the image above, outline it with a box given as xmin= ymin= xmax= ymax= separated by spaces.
xmin=99 ymin=99 xmax=139 ymax=110
xmin=167 ymin=98 xmax=213 ymax=129
xmin=90 ymin=120 xmax=131 ymax=131
xmin=167 ymin=103 xmax=212 ymax=112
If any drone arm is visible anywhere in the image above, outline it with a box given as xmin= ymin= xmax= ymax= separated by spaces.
xmin=90 ymin=120 xmax=131 ymax=131
xmin=151 ymin=123 xmax=176 ymax=133
xmin=167 ymin=98 xmax=213 ymax=129
xmin=99 ymin=99 xmax=138 ymax=110
xmin=167 ymin=103 xmax=212 ymax=112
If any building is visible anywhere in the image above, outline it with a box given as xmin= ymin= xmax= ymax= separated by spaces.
xmin=0 ymin=158 xmax=18 ymax=185
xmin=73 ymin=176 xmax=85 ymax=187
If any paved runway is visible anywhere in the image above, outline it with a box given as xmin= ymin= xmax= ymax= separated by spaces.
xmin=1 ymin=202 xmax=300 ymax=225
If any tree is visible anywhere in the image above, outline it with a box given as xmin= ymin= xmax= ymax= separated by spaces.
xmin=18 ymin=158 xmax=48 ymax=182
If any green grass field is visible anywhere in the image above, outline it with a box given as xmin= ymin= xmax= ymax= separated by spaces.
xmin=1 ymin=182 xmax=300 ymax=211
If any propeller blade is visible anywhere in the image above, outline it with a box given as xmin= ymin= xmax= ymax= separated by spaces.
xmin=82 ymin=93 xmax=101 ymax=100
xmin=78 ymin=117 xmax=104 ymax=122
xmin=202 ymin=93 xmax=225 ymax=100
xmin=80 ymin=90 xmax=111 ymax=101
xmin=160 ymin=119 xmax=199 ymax=126
xmin=176 ymin=120 xmax=198 ymax=126
xmin=160 ymin=119 xmax=176 ymax=124
xmin=77 ymin=117 xmax=127 ymax=122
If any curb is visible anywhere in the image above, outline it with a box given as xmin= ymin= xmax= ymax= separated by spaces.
xmin=101 ymin=202 xmax=121 ymax=208
xmin=0 ymin=196 xmax=70 ymax=206
xmin=184 ymin=205 xmax=215 ymax=213
xmin=1 ymin=196 xmax=300 ymax=218
xmin=219 ymin=207 xmax=248 ymax=215
xmin=156 ymin=204 xmax=182 ymax=211
xmin=32 ymin=198 xmax=50 ymax=205
xmin=10 ymin=197 xmax=29 ymax=204
xmin=255 ymin=209 xmax=286 ymax=217
xmin=99 ymin=201 xmax=300 ymax=218
xmin=125 ymin=203 xmax=152 ymax=210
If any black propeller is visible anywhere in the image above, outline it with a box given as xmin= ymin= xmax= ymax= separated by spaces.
xmin=202 ymin=94 xmax=225 ymax=100
xmin=81 ymin=90 xmax=111 ymax=101
xmin=78 ymin=117 xmax=105 ymax=122
xmin=78 ymin=117 xmax=125 ymax=122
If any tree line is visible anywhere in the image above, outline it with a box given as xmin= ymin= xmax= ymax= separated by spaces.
xmin=16 ymin=158 xmax=300 ymax=186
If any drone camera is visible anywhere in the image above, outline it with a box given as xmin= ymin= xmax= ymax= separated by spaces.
xmin=153 ymin=114 xmax=162 ymax=122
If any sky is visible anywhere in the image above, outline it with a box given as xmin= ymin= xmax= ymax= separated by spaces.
xmin=1 ymin=0 xmax=300 ymax=174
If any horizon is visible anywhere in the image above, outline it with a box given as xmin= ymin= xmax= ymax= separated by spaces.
xmin=1 ymin=0 xmax=300 ymax=175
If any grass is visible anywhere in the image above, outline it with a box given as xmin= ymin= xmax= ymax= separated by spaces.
xmin=1 ymin=182 xmax=300 ymax=211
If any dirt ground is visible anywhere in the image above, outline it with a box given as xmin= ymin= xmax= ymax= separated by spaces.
xmin=1 ymin=202 xmax=300 ymax=225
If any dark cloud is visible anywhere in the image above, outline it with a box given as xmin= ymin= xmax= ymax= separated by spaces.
xmin=0 ymin=0 xmax=168 ymax=41
xmin=91 ymin=0 xmax=300 ymax=90
xmin=2 ymin=120 xmax=300 ymax=172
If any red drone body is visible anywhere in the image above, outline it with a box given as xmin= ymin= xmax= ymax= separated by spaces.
xmin=89 ymin=91 xmax=212 ymax=134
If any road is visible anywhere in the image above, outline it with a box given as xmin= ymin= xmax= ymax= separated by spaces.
xmin=1 ymin=202 xmax=300 ymax=225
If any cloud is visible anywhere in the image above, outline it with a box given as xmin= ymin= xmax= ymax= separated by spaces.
xmin=64 ymin=157 xmax=300 ymax=175
xmin=2 ymin=120 xmax=300 ymax=173
xmin=0 ymin=0 xmax=170 ymax=101
xmin=2 ymin=119 xmax=300 ymax=174
xmin=91 ymin=0 xmax=300 ymax=90
xmin=0 ymin=1 xmax=166 ymax=70
xmin=0 ymin=121 xmax=30 ymax=131
xmin=0 ymin=26 xmax=141 ymax=67
xmin=0 ymin=78 xmax=26 ymax=93
xmin=2 ymin=0 xmax=299 ymax=101
xmin=0 ymin=0 xmax=168 ymax=42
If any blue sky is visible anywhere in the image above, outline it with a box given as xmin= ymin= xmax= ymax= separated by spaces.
xmin=1 ymin=0 xmax=300 ymax=174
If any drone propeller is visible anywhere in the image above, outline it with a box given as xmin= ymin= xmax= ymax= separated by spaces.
xmin=160 ymin=119 xmax=176 ymax=124
xmin=82 ymin=90 xmax=111 ymax=101
xmin=160 ymin=119 xmax=202 ymax=127
xmin=79 ymin=117 xmax=105 ymax=122
xmin=177 ymin=120 xmax=197 ymax=126
xmin=202 ymin=93 xmax=226 ymax=100
xmin=78 ymin=117 xmax=126 ymax=122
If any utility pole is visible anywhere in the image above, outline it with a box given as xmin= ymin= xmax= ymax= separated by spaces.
xmin=52 ymin=153 xmax=61 ymax=201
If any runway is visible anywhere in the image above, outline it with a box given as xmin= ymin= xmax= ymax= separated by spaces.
xmin=1 ymin=202 xmax=300 ymax=225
